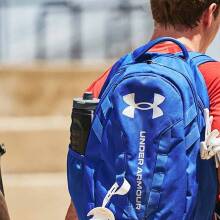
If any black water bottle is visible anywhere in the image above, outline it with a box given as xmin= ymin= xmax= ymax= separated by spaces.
xmin=70 ymin=92 xmax=99 ymax=155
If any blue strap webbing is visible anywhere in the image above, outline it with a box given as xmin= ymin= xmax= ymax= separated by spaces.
xmin=146 ymin=191 xmax=161 ymax=217
xmin=185 ymin=104 xmax=197 ymax=127
xmin=189 ymin=52 xmax=215 ymax=66
xmin=155 ymin=154 xmax=168 ymax=173
xmin=115 ymin=153 xmax=127 ymax=187
xmin=185 ymin=124 xmax=200 ymax=150
xmin=101 ymin=96 xmax=112 ymax=119
xmin=151 ymin=172 xmax=166 ymax=190
xmin=92 ymin=116 xmax=103 ymax=143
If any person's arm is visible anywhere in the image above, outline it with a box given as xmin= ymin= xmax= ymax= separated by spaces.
xmin=210 ymin=84 xmax=220 ymax=186
xmin=0 ymin=191 xmax=10 ymax=220
xmin=65 ymin=201 xmax=78 ymax=220
xmin=200 ymin=62 xmax=220 ymax=184
xmin=207 ymin=71 xmax=220 ymax=184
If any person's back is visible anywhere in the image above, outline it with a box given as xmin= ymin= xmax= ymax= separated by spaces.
xmin=66 ymin=1 xmax=220 ymax=219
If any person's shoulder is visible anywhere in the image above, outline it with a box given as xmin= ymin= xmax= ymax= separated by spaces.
xmin=199 ymin=61 xmax=220 ymax=92
xmin=199 ymin=61 xmax=220 ymax=79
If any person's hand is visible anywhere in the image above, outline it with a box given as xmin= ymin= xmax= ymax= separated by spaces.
xmin=200 ymin=109 xmax=220 ymax=167
xmin=65 ymin=202 xmax=78 ymax=220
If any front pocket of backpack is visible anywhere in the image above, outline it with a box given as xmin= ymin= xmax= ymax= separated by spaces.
xmin=67 ymin=146 xmax=85 ymax=216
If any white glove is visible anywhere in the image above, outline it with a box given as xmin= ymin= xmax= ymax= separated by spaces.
xmin=200 ymin=109 xmax=220 ymax=167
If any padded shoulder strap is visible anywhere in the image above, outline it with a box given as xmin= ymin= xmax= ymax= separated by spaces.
xmin=189 ymin=52 xmax=216 ymax=66
xmin=188 ymin=52 xmax=214 ymax=110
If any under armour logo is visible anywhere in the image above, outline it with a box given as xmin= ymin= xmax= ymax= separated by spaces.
xmin=122 ymin=93 xmax=165 ymax=119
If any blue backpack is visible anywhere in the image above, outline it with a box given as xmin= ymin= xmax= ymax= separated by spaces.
xmin=67 ymin=37 xmax=217 ymax=220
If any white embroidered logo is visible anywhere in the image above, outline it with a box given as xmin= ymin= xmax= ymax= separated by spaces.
xmin=122 ymin=93 xmax=165 ymax=119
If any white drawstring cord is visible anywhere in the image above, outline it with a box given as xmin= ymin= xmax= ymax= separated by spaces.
xmin=87 ymin=179 xmax=131 ymax=220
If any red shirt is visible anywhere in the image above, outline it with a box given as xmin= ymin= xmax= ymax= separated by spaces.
xmin=86 ymin=43 xmax=220 ymax=131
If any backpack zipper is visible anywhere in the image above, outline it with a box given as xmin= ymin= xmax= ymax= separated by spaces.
xmin=95 ymin=70 xmax=181 ymax=119
xmin=95 ymin=58 xmax=202 ymax=124
xmin=150 ymin=60 xmax=204 ymax=114
xmin=151 ymin=55 xmax=205 ymax=110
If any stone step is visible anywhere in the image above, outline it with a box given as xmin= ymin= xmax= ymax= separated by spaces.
xmin=0 ymin=63 xmax=107 ymax=173
xmin=1 ymin=116 xmax=70 ymax=173
xmin=0 ymin=63 xmax=107 ymax=117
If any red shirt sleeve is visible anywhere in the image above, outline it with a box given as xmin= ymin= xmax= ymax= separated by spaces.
xmin=86 ymin=68 xmax=111 ymax=98
xmin=199 ymin=62 xmax=220 ymax=131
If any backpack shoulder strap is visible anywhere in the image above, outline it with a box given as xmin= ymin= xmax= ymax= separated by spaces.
xmin=189 ymin=52 xmax=216 ymax=66
xmin=188 ymin=52 xmax=215 ymax=110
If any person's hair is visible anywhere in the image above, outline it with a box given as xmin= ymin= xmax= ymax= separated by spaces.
xmin=150 ymin=0 xmax=220 ymax=28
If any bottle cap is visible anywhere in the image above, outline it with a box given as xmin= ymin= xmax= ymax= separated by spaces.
xmin=73 ymin=92 xmax=99 ymax=110
xmin=83 ymin=92 xmax=93 ymax=100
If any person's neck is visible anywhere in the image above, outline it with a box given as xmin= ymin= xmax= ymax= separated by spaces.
xmin=151 ymin=25 xmax=206 ymax=53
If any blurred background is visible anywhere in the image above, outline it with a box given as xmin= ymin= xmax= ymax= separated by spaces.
xmin=0 ymin=0 xmax=219 ymax=219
